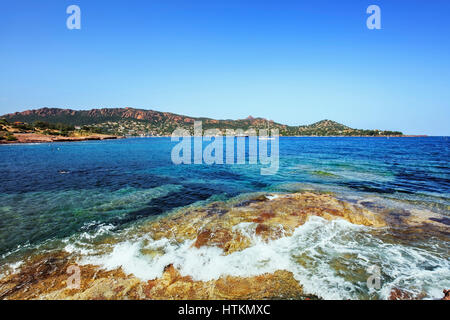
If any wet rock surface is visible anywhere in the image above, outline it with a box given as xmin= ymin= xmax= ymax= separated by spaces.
xmin=0 ymin=192 xmax=447 ymax=300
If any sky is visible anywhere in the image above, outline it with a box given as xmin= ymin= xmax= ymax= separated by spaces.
xmin=0 ymin=0 xmax=449 ymax=135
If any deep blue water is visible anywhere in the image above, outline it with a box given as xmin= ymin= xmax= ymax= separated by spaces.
xmin=0 ymin=137 xmax=449 ymax=256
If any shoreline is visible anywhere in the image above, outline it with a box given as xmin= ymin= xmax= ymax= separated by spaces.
xmin=0 ymin=133 xmax=125 ymax=145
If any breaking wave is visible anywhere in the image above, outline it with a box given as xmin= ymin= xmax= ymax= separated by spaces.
xmin=78 ymin=216 xmax=450 ymax=300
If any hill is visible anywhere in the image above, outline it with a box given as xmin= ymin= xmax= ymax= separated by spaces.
xmin=1 ymin=107 xmax=403 ymax=137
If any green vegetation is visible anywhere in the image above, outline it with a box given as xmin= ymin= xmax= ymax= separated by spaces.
xmin=33 ymin=121 xmax=75 ymax=132
xmin=33 ymin=121 xmax=75 ymax=136
xmin=5 ymin=133 xmax=17 ymax=141
xmin=81 ymin=126 xmax=108 ymax=134
xmin=11 ymin=122 xmax=34 ymax=131
xmin=0 ymin=118 xmax=8 ymax=132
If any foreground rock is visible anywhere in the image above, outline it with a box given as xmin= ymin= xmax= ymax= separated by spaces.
xmin=137 ymin=192 xmax=387 ymax=256
xmin=0 ymin=192 xmax=446 ymax=300
xmin=0 ymin=253 xmax=314 ymax=300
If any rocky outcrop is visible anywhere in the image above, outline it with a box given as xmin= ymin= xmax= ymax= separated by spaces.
xmin=141 ymin=192 xmax=386 ymax=256
xmin=0 ymin=133 xmax=123 ymax=144
xmin=0 ymin=255 xmax=313 ymax=300
xmin=1 ymin=192 xmax=445 ymax=300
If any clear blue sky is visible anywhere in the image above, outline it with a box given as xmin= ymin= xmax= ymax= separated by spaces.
xmin=1 ymin=0 xmax=449 ymax=135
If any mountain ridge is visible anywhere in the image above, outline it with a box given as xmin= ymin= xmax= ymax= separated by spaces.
xmin=1 ymin=107 xmax=403 ymax=137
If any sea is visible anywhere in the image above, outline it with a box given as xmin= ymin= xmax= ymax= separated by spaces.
xmin=0 ymin=137 xmax=448 ymax=299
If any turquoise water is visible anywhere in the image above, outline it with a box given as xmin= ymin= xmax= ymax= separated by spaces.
xmin=0 ymin=137 xmax=449 ymax=299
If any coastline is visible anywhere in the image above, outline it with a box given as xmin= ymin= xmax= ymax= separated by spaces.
xmin=0 ymin=133 xmax=125 ymax=145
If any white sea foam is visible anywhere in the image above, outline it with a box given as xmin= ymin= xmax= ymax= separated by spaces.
xmin=0 ymin=260 xmax=24 ymax=278
xmin=79 ymin=216 xmax=450 ymax=300
xmin=63 ymin=223 xmax=116 ymax=255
